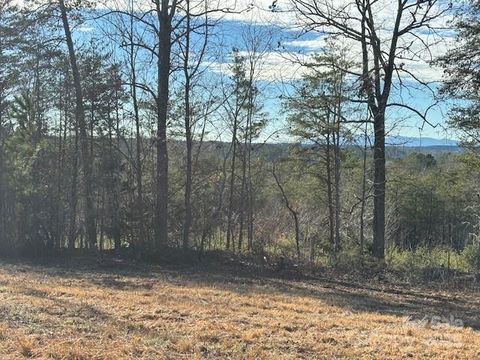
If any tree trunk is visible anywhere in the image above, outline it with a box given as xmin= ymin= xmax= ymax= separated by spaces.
xmin=99 ymin=186 xmax=106 ymax=252
xmin=0 ymin=34 xmax=4 ymax=249
xmin=68 ymin=111 xmax=79 ymax=249
xmin=333 ymin=77 xmax=343 ymax=253
xmin=226 ymin=118 xmax=238 ymax=251
xmin=326 ymin=131 xmax=335 ymax=248
xmin=183 ymin=114 xmax=193 ymax=251
xmin=59 ymin=0 xmax=96 ymax=249
xmin=55 ymin=102 xmax=65 ymax=248
xmin=182 ymin=0 xmax=192 ymax=251
xmin=108 ymin=106 xmax=121 ymax=251
xmin=132 ymin=80 xmax=145 ymax=249
xmin=333 ymin=131 xmax=341 ymax=254
xmin=247 ymin=137 xmax=254 ymax=251
xmin=0 ymin=115 xmax=4 ymax=248
xmin=273 ymin=164 xmax=301 ymax=259
xmin=238 ymin=140 xmax=248 ymax=252
xmin=372 ymin=110 xmax=386 ymax=259
xmin=127 ymin=0 xmax=146 ymax=251
xmin=154 ymin=0 xmax=172 ymax=248
xmin=360 ymin=123 xmax=368 ymax=257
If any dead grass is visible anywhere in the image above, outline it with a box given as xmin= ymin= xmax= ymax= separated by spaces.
xmin=0 ymin=260 xmax=478 ymax=359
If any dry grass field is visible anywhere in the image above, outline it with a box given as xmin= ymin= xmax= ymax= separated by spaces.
xmin=0 ymin=258 xmax=479 ymax=359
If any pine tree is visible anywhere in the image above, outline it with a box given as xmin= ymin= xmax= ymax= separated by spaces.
xmin=438 ymin=0 xmax=480 ymax=144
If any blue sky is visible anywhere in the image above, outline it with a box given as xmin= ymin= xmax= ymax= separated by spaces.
xmin=202 ymin=19 xmax=457 ymax=142
xmin=78 ymin=1 xmax=460 ymax=143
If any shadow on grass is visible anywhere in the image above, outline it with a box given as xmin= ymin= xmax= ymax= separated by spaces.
xmin=0 ymin=254 xmax=479 ymax=331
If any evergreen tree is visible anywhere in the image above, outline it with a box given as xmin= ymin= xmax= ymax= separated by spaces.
xmin=438 ymin=0 xmax=480 ymax=144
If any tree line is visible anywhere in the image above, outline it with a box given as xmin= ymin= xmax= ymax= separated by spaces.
xmin=0 ymin=0 xmax=479 ymax=268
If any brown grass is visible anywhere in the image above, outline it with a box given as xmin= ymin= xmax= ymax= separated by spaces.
xmin=0 ymin=260 xmax=478 ymax=359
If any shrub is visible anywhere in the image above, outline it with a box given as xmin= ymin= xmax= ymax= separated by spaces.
xmin=462 ymin=242 xmax=480 ymax=271
xmin=386 ymin=246 xmax=471 ymax=275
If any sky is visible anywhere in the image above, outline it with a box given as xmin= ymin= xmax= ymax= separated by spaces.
xmin=66 ymin=0 xmax=462 ymax=142
xmin=205 ymin=0 xmax=460 ymax=141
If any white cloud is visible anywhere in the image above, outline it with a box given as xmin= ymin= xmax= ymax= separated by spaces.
xmin=207 ymin=50 xmax=311 ymax=81
xmin=264 ymin=0 xmax=456 ymax=84
xmin=282 ymin=33 xmax=454 ymax=83
xmin=16 ymin=0 xmax=457 ymax=85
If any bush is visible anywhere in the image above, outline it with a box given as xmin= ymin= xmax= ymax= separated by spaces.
xmin=386 ymin=246 xmax=470 ymax=274
xmin=462 ymin=242 xmax=480 ymax=271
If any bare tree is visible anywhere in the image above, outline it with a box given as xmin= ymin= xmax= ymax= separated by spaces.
xmin=0 ymin=0 xmax=14 ymax=249
xmin=178 ymin=0 xmax=211 ymax=251
xmin=273 ymin=162 xmax=301 ymax=259
xmin=154 ymin=0 xmax=178 ymax=247
xmin=58 ymin=0 xmax=96 ymax=249
xmin=291 ymin=0 xmax=450 ymax=259
xmin=359 ymin=122 xmax=369 ymax=257
xmin=103 ymin=0 xmax=179 ymax=248
xmin=225 ymin=52 xmax=249 ymax=251
xmin=128 ymin=0 xmax=146 ymax=250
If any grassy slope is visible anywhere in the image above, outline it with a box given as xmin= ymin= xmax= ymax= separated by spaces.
xmin=0 ymin=259 xmax=478 ymax=359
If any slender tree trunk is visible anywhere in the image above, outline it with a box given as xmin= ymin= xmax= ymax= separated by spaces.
xmin=372 ymin=110 xmax=386 ymax=259
xmin=333 ymin=79 xmax=343 ymax=253
xmin=128 ymin=0 xmax=145 ymax=250
xmin=0 ymin=37 xmax=4 ymax=249
xmin=132 ymin=94 xmax=145 ymax=249
xmin=33 ymin=56 xmax=43 ymax=144
xmin=59 ymin=0 xmax=96 ymax=249
xmin=360 ymin=123 xmax=368 ymax=257
xmin=273 ymin=164 xmax=300 ymax=259
xmin=326 ymin=131 xmax=335 ymax=248
xmin=215 ymin=146 xmax=230 ymax=236
xmin=133 ymin=97 xmax=145 ymax=247
xmin=99 ymin=186 xmax=106 ymax=252
xmin=245 ymin=65 xmax=255 ymax=252
xmin=0 ymin=112 xmax=4 ymax=248
xmin=333 ymin=130 xmax=341 ymax=253
xmin=55 ymin=105 xmax=64 ymax=248
xmin=90 ymin=105 xmax=95 ymax=159
xmin=68 ymin=108 xmax=79 ymax=250
xmin=239 ymin=71 xmax=255 ymax=252
xmin=238 ymin=139 xmax=248 ymax=252
xmin=182 ymin=0 xmax=192 ymax=251
xmin=310 ymin=233 xmax=315 ymax=265
xmin=226 ymin=118 xmax=238 ymax=251
xmin=154 ymin=0 xmax=172 ymax=248
xmin=108 ymin=107 xmax=121 ymax=251
xmin=247 ymin=136 xmax=254 ymax=251
xmin=182 ymin=93 xmax=193 ymax=251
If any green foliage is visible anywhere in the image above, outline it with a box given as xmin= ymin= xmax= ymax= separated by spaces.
xmin=462 ymin=242 xmax=480 ymax=271
xmin=0 ymin=0 xmax=479 ymax=281
xmin=437 ymin=0 xmax=480 ymax=144
xmin=387 ymin=246 xmax=471 ymax=273
xmin=387 ymin=152 xmax=476 ymax=250
xmin=4 ymin=92 xmax=57 ymax=251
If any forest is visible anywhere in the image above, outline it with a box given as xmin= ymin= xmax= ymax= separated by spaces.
xmin=1 ymin=0 xmax=480 ymax=358
xmin=1 ymin=0 xmax=479 ymax=272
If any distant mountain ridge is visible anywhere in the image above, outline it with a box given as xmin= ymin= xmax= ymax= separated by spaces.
xmin=385 ymin=136 xmax=458 ymax=147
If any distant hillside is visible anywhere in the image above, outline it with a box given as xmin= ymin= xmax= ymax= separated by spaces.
xmin=125 ymin=138 xmax=463 ymax=163
xmin=386 ymin=145 xmax=463 ymax=159
xmin=386 ymin=136 xmax=458 ymax=147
